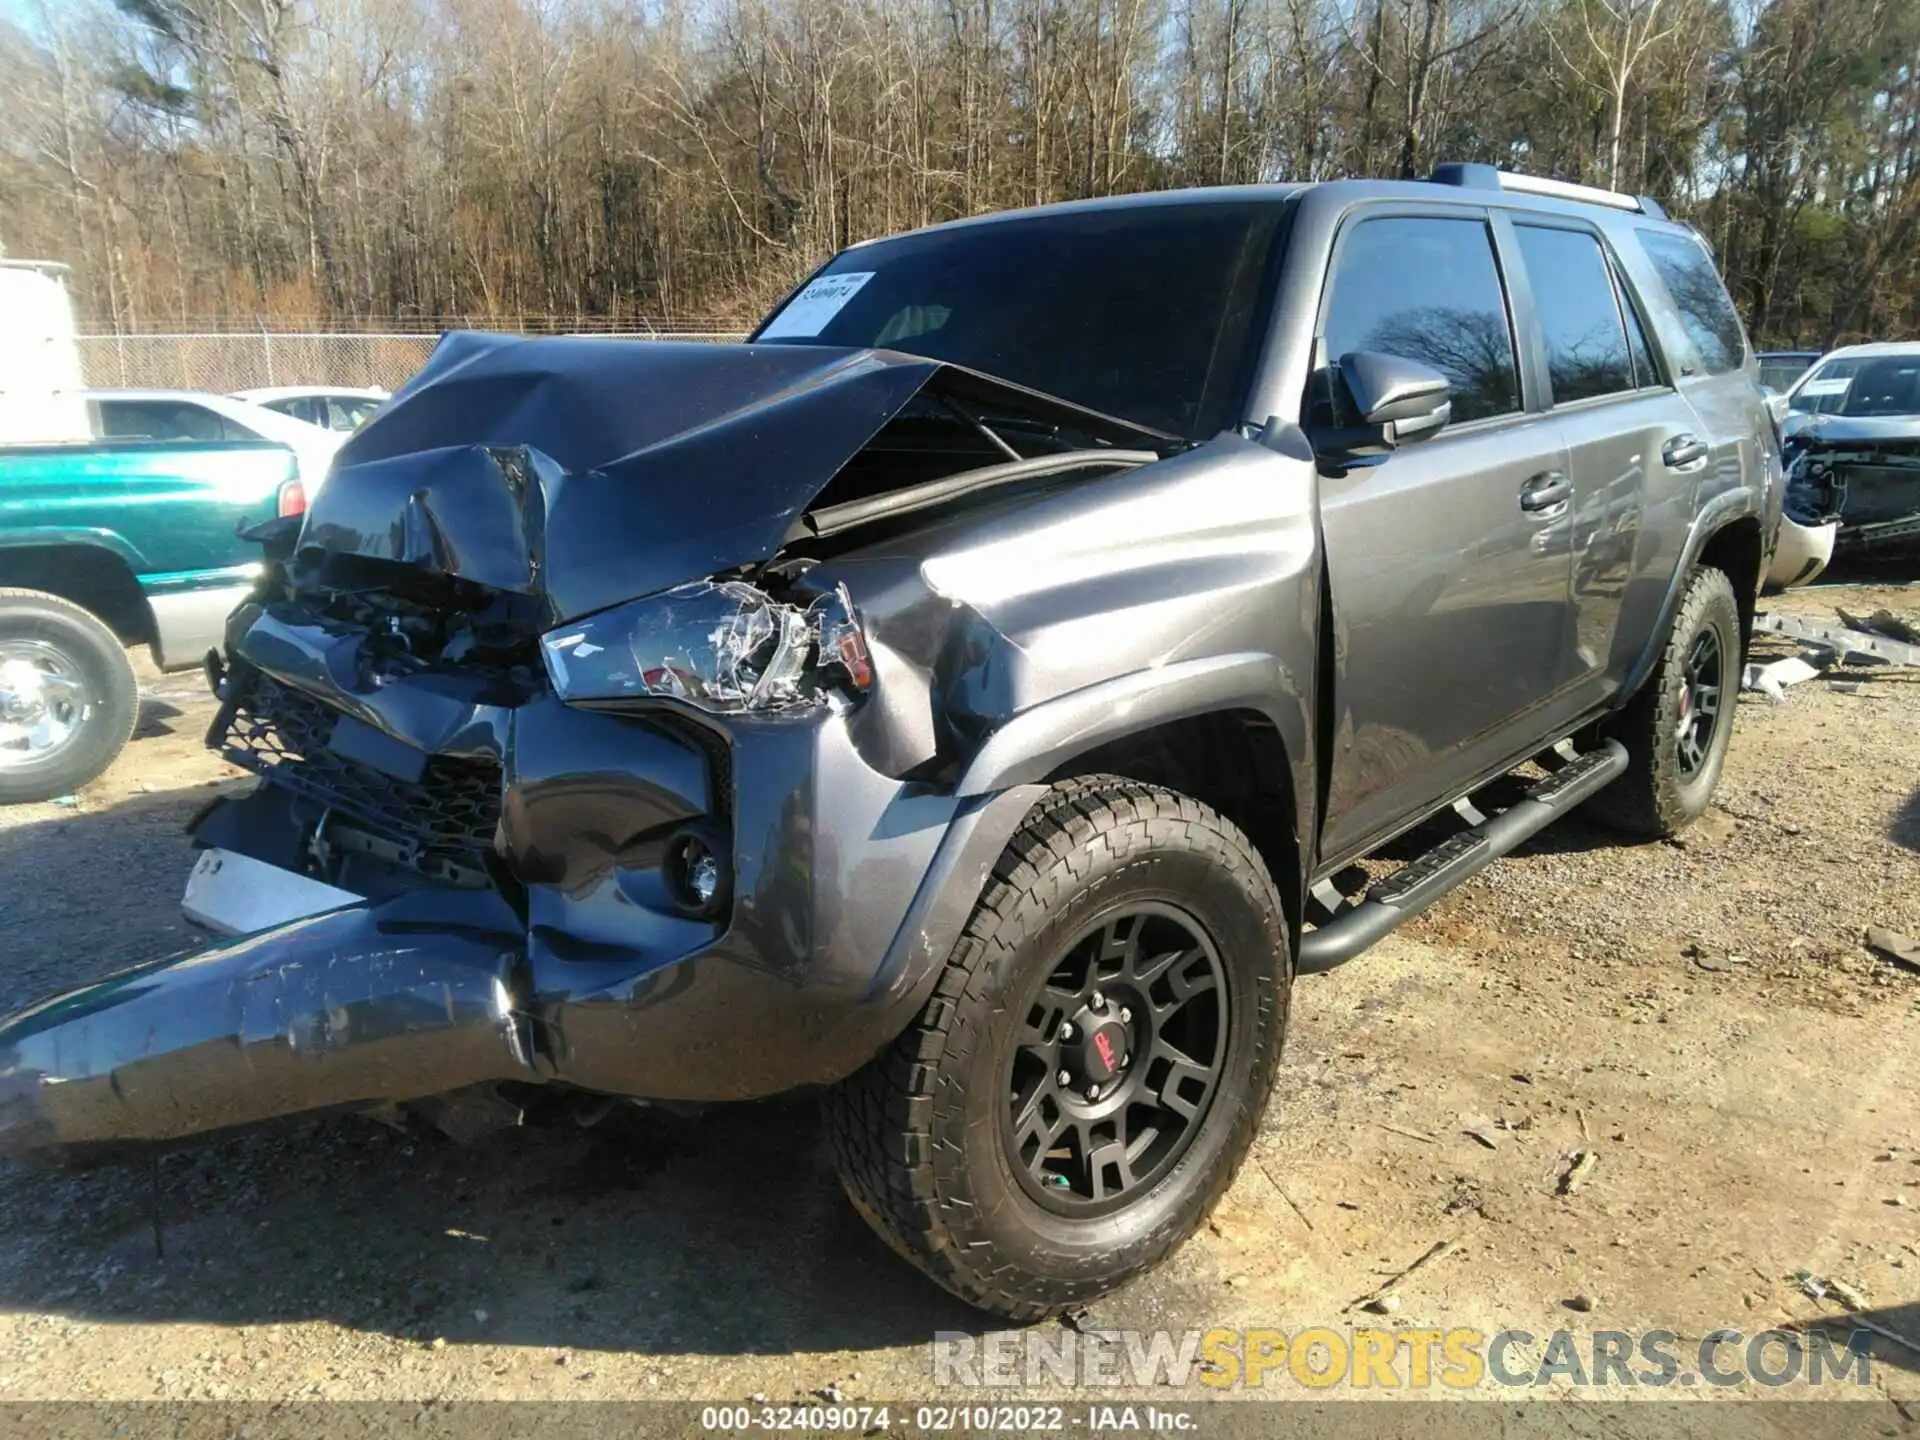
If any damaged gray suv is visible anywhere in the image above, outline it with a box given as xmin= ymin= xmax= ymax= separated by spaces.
xmin=0 ymin=165 xmax=1780 ymax=1319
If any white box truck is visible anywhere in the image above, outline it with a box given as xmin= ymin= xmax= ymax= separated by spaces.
xmin=0 ymin=260 xmax=90 ymax=445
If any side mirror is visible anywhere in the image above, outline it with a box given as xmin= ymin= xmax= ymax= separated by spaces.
xmin=1338 ymin=351 xmax=1452 ymax=445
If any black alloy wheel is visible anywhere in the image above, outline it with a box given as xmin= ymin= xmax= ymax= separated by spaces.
xmin=1674 ymin=627 xmax=1723 ymax=777
xmin=1003 ymin=905 xmax=1227 ymax=1215
xmin=823 ymin=776 xmax=1290 ymax=1320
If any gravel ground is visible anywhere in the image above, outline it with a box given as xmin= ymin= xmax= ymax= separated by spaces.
xmin=0 ymin=582 xmax=1918 ymax=1426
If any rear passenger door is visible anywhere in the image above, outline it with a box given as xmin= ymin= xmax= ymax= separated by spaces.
xmin=1613 ymin=227 xmax=1764 ymax=688
xmin=1508 ymin=219 xmax=1703 ymax=708
xmin=1310 ymin=209 xmax=1576 ymax=865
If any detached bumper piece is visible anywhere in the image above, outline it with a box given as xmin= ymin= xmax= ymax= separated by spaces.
xmin=0 ymin=902 xmax=528 ymax=1159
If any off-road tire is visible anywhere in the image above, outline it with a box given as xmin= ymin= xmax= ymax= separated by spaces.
xmin=0 ymin=589 xmax=138 ymax=805
xmin=1587 ymin=564 xmax=1740 ymax=838
xmin=821 ymin=776 xmax=1290 ymax=1320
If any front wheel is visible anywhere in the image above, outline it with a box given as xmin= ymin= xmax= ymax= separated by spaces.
xmin=1586 ymin=564 xmax=1741 ymax=838
xmin=822 ymin=777 xmax=1289 ymax=1320
xmin=0 ymin=589 xmax=139 ymax=805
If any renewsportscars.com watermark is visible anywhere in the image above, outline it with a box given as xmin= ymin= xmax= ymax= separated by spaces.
xmin=933 ymin=1326 xmax=1874 ymax=1391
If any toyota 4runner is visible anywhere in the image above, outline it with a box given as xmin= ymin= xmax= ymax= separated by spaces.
xmin=0 ymin=165 xmax=1781 ymax=1319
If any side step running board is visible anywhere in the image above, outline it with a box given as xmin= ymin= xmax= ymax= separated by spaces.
xmin=1296 ymin=739 xmax=1628 ymax=975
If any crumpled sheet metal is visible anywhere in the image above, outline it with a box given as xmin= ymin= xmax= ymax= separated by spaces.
xmin=0 ymin=903 xmax=526 ymax=1156
xmin=1740 ymin=655 xmax=1820 ymax=703
xmin=1754 ymin=612 xmax=1920 ymax=669
xmin=305 ymin=336 xmax=1170 ymax=626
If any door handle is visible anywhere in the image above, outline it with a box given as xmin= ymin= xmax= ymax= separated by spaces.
xmin=1662 ymin=434 xmax=1709 ymax=469
xmin=1519 ymin=471 xmax=1572 ymax=513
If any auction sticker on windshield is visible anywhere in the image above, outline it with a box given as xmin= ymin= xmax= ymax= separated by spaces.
xmin=760 ymin=272 xmax=874 ymax=338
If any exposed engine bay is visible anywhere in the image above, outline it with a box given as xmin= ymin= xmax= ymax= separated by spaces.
xmin=1781 ymin=415 xmax=1920 ymax=568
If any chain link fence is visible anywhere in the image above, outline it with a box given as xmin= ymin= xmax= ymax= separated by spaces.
xmin=75 ymin=326 xmax=749 ymax=394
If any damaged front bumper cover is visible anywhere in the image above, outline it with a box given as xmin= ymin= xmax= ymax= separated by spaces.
xmin=0 ymin=635 xmax=1044 ymax=1160
xmin=1779 ymin=416 xmax=1920 ymax=572
xmin=0 ymin=902 xmax=527 ymax=1158
xmin=0 ymin=335 xmax=1158 ymax=1162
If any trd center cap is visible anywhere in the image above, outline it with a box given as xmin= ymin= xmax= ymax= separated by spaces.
xmin=1079 ymin=1023 xmax=1129 ymax=1084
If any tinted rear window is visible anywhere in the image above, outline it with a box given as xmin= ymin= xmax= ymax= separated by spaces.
xmin=753 ymin=202 xmax=1287 ymax=439
xmin=1514 ymin=225 xmax=1635 ymax=403
xmin=1639 ymin=230 xmax=1747 ymax=376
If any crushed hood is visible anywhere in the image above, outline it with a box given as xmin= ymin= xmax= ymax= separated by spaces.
xmin=306 ymin=332 xmax=1166 ymax=623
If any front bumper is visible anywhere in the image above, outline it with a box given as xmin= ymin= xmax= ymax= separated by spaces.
xmin=0 ymin=602 xmax=1043 ymax=1156
xmin=1765 ymin=514 xmax=1838 ymax=589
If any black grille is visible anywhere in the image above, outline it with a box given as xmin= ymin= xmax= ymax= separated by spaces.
xmin=216 ymin=670 xmax=502 ymax=870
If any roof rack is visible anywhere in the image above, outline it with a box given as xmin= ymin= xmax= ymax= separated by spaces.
xmin=1428 ymin=162 xmax=1667 ymax=220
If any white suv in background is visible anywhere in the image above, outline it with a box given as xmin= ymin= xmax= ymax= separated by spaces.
xmin=86 ymin=387 xmax=345 ymax=488
xmin=232 ymin=386 xmax=389 ymax=432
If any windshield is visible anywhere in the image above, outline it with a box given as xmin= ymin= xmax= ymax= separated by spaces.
xmin=752 ymin=200 xmax=1289 ymax=440
xmin=1790 ymin=355 xmax=1920 ymax=417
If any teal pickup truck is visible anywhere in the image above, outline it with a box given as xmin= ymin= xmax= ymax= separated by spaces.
xmin=0 ymin=441 xmax=301 ymax=802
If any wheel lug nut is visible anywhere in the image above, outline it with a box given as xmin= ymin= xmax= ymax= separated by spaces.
xmin=1057 ymin=1069 xmax=1072 ymax=1087
xmin=1087 ymin=1084 xmax=1102 ymax=1101
xmin=1119 ymin=1006 xmax=1132 ymax=1023
xmin=1059 ymin=1022 xmax=1075 ymax=1041
xmin=1091 ymin=991 xmax=1106 ymax=1010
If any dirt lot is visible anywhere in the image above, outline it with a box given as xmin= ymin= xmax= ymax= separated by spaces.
xmin=1 ymin=582 xmax=1919 ymax=1424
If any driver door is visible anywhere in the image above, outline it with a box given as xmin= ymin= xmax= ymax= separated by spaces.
xmin=1310 ymin=209 xmax=1576 ymax=865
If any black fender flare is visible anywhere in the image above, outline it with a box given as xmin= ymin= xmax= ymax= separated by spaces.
xmin=954 ymin=651 xmax=1307 ymax=797
xmin=863 ymin=652 xmax=1311 ymax=1037
xmin=1621 ymin=487 xmax=1764 ymax=699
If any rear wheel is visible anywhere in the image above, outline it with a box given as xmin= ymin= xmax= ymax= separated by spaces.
xmin=0 ymin=589 xmax=138 ymax=805
xmin=822 ymin=777 xmax=1289 ymax=1320
xmin=1587 ymin=565 xmax=1740 ymax=838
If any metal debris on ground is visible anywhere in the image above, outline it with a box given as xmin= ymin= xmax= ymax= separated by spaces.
xmin=1755 ymin=612 xmax=1920 ymax=668
xmin=1740 ymin=656 xmax=1820 ymax=702
xmin=1559 ymin=1149 xmax=1600 ymax=1196
xmin=1838 ymin=607 xmax=1920 ymax=648
xmin=1866 ymin=927 xmax=1920 ymax=974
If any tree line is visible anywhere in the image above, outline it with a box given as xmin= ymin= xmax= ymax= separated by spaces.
xmin=1 ymin=0 xmax=1916 ymax=347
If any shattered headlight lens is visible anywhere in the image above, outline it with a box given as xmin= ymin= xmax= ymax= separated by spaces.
xmin=540 ymin=580 xmax=873 ymax=715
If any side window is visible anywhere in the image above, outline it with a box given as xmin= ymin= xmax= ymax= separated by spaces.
xmin=163 ymin=403 xmax=231 ymax=442
xmin=1617 ymin=274 xmax=1661 ymax=388
xmin=1638 ymin=230 xmax=1747 ymax=376
xmin=1514 ymin=225 xmax=1634 ymax=403
xmin=97 ymin=401 xmax=152 ymax=439
xmin=1318 ymin=215 xmax=1521 ymax=424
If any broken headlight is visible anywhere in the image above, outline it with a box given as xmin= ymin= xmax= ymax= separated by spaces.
xmin=540 ymin=580 xmax=873 ymax=715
